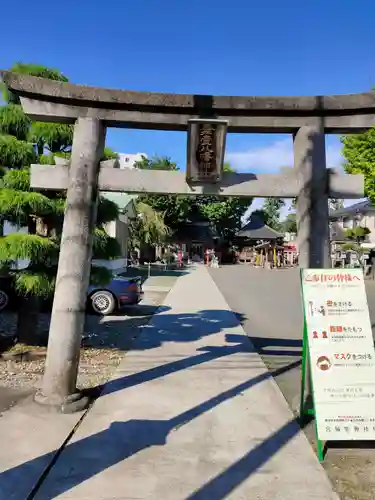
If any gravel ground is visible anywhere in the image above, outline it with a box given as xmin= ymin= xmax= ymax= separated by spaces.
xmin=0 ymin=291 xmax=168 ymax=403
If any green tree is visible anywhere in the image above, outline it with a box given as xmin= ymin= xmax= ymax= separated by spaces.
xmin=135 ymin=158 xmax=252 ymax=240
xmin=342 ymin=226 xmax=371 ymax=270
xmin=0 ymin=63 xmax=69 ymax=104
xmin=134 ymin=155 xmax=178 ymax=171
xmin=129 ymin=201 xmax=170 ymax=249
xmin=341 ymin=127 xmax=375 ymax=203
xmin=251 ymin=209 xmax=266 ymax=222
xmin=282 ymin=212 xmax=297 ymax=234
xmin=196 ymin=163 xmax=252 ymax=240
xmin=259 ymin=198 xmax=285 ymax=231
xmin=197 ymin=196 xmax=251 ymax=240
xmin=134 ymin=155 xmax=194 ymax=229
xmin=0 ymin=63 xmax=120 ymax=344
xmin=138 ymin=193 xmax=193 ymax=229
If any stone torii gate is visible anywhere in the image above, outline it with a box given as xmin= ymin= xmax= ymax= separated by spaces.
xmin=1 ymin=71 xmax=369 ymax=411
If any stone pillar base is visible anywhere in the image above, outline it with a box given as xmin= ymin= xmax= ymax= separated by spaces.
xmin=34 ymin=389 xmax=91 ymax=414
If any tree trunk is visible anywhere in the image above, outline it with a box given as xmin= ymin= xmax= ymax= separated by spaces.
xmin=16 ymin=295 xmax=40 ymax=346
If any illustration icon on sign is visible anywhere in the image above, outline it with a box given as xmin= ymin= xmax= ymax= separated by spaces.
xmin=312 ymin=330 xmax=329 ymax=340
xmin=316 ymin=356 xmax=332 ymax=371
xmin=308 ymin=301 xmax=326 ymax=317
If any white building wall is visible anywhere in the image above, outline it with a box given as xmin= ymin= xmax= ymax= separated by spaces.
xmin=117 ymin=152 xmax=147 ymax=170
xmin=334 ymin=213 xmax=375 ymax=245
xmin=284 ymin=232 xmax=297 ymax=243
xmin=92 ymin=212 xmax=131 ymax=274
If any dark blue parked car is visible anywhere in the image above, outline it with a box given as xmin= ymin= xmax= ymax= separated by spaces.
xmin=0 ymin=275 xmax=143 ymax=316
xmin=87 ymin=275 xmax=143 ymax=315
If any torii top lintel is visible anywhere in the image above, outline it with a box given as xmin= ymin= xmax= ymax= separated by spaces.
xmin=2 ymin=70 xmax=375 ymax=133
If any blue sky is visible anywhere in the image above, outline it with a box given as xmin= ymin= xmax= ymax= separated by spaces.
xmin=2 ymin=0 xmax=375 ymax=213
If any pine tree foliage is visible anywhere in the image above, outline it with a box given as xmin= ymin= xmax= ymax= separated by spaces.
xmin=0 ymin=62 xmax=121 ymax=304
xmin=0 ymin=135 xmax=35 ymax=167
xmin=93 ymin=228 xmax=121 ymax=260
xmin=29 ymin=122 xmax=73 ymax=154
xmin=0 ymin=104 xmax=31 ymax=140
xmin=130 ymin=201 xmax=170 ymax=248
xmin=0 ymin=233 xmax=59 ymax=263
xmin=1 ymin=63 xmax=68 ymax=104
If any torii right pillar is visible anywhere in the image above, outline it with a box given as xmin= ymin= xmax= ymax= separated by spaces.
xmin=294 ymin=123 xmax=331 ymax=269
xmin=294 ymin=122 xmax=331 ymax=411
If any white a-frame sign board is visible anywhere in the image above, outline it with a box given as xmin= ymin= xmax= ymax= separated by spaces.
xmin=300 ymin=268 xmax=375 ymax=460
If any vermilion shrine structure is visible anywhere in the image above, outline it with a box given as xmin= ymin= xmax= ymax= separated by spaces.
xmin=0 ymin=70 xmax=370 ymax=410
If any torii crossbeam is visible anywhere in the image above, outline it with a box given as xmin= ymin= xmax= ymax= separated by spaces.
xmin=31 ymin=163 xmax=362 ymax=199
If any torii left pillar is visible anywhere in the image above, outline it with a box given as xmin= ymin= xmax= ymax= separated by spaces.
xmin=35 ymin=117 xmax=106 ymax=411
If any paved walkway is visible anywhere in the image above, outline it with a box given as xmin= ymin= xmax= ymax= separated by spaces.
xmin=1 ymin=267 xmax=338 ymax=499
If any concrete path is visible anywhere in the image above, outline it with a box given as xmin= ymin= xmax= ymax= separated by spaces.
xmin=0 ymin=287 xmax=175 ymax=500
xmin=209 ymin=266 xmax=304 ymax=412
xmin=0 ymin=401 xmax=83 ymax=500
xmin=31 ymin=267 xmax=338 ymax=500
xmin=142 ymin=274 xmax=182 ymax=292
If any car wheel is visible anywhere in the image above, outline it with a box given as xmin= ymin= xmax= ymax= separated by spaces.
xmin=0 ymin=290 xmax=9 ymax=312
xmin=90 ymin=290 xmax=117 ymax=316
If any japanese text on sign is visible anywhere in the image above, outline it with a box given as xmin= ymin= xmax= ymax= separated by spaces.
xmin=301 ymin=268 xmax=375 ymax=441
xmin=196 ymin=123 xmax=217 ymax=178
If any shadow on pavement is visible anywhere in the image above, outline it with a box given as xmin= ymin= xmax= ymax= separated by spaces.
xmin=128 ymin=309 xmax=247 ymax=351
xmin=84 ymin=308 xmax=248 ymax=352
xmin=0 ymin=305 xmax=305 ymax=499
xmin=98 ymin=328 xmax=303 ymax=398
xmin=1 ymin=308 xmax=247 ymax=354
xmin=84 ymin=309 xmax=250 ymax=395
xmin=187 ymin=417 xmax=306 ymax=500
xmin=98 ymin=331 xmax=253 ymax=397
xmin=109 ymin=304 xmax=171 ymax=317
xmin=226 ymin=333 xmax=302 ymax=358
xmin=0 ymin=358 xmax=301 ymax=500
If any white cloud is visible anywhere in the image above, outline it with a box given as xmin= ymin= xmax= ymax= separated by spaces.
xmin=241 ymin=199 xmax=261 ymax=224
xmin=232 ymin=138 xmax=350 ymax=226
xmin=226 ymin=138 xmax=343 ymax=173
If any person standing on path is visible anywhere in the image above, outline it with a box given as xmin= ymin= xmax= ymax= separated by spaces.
xmin=177 ymin=248 xmax=183 ymax=268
